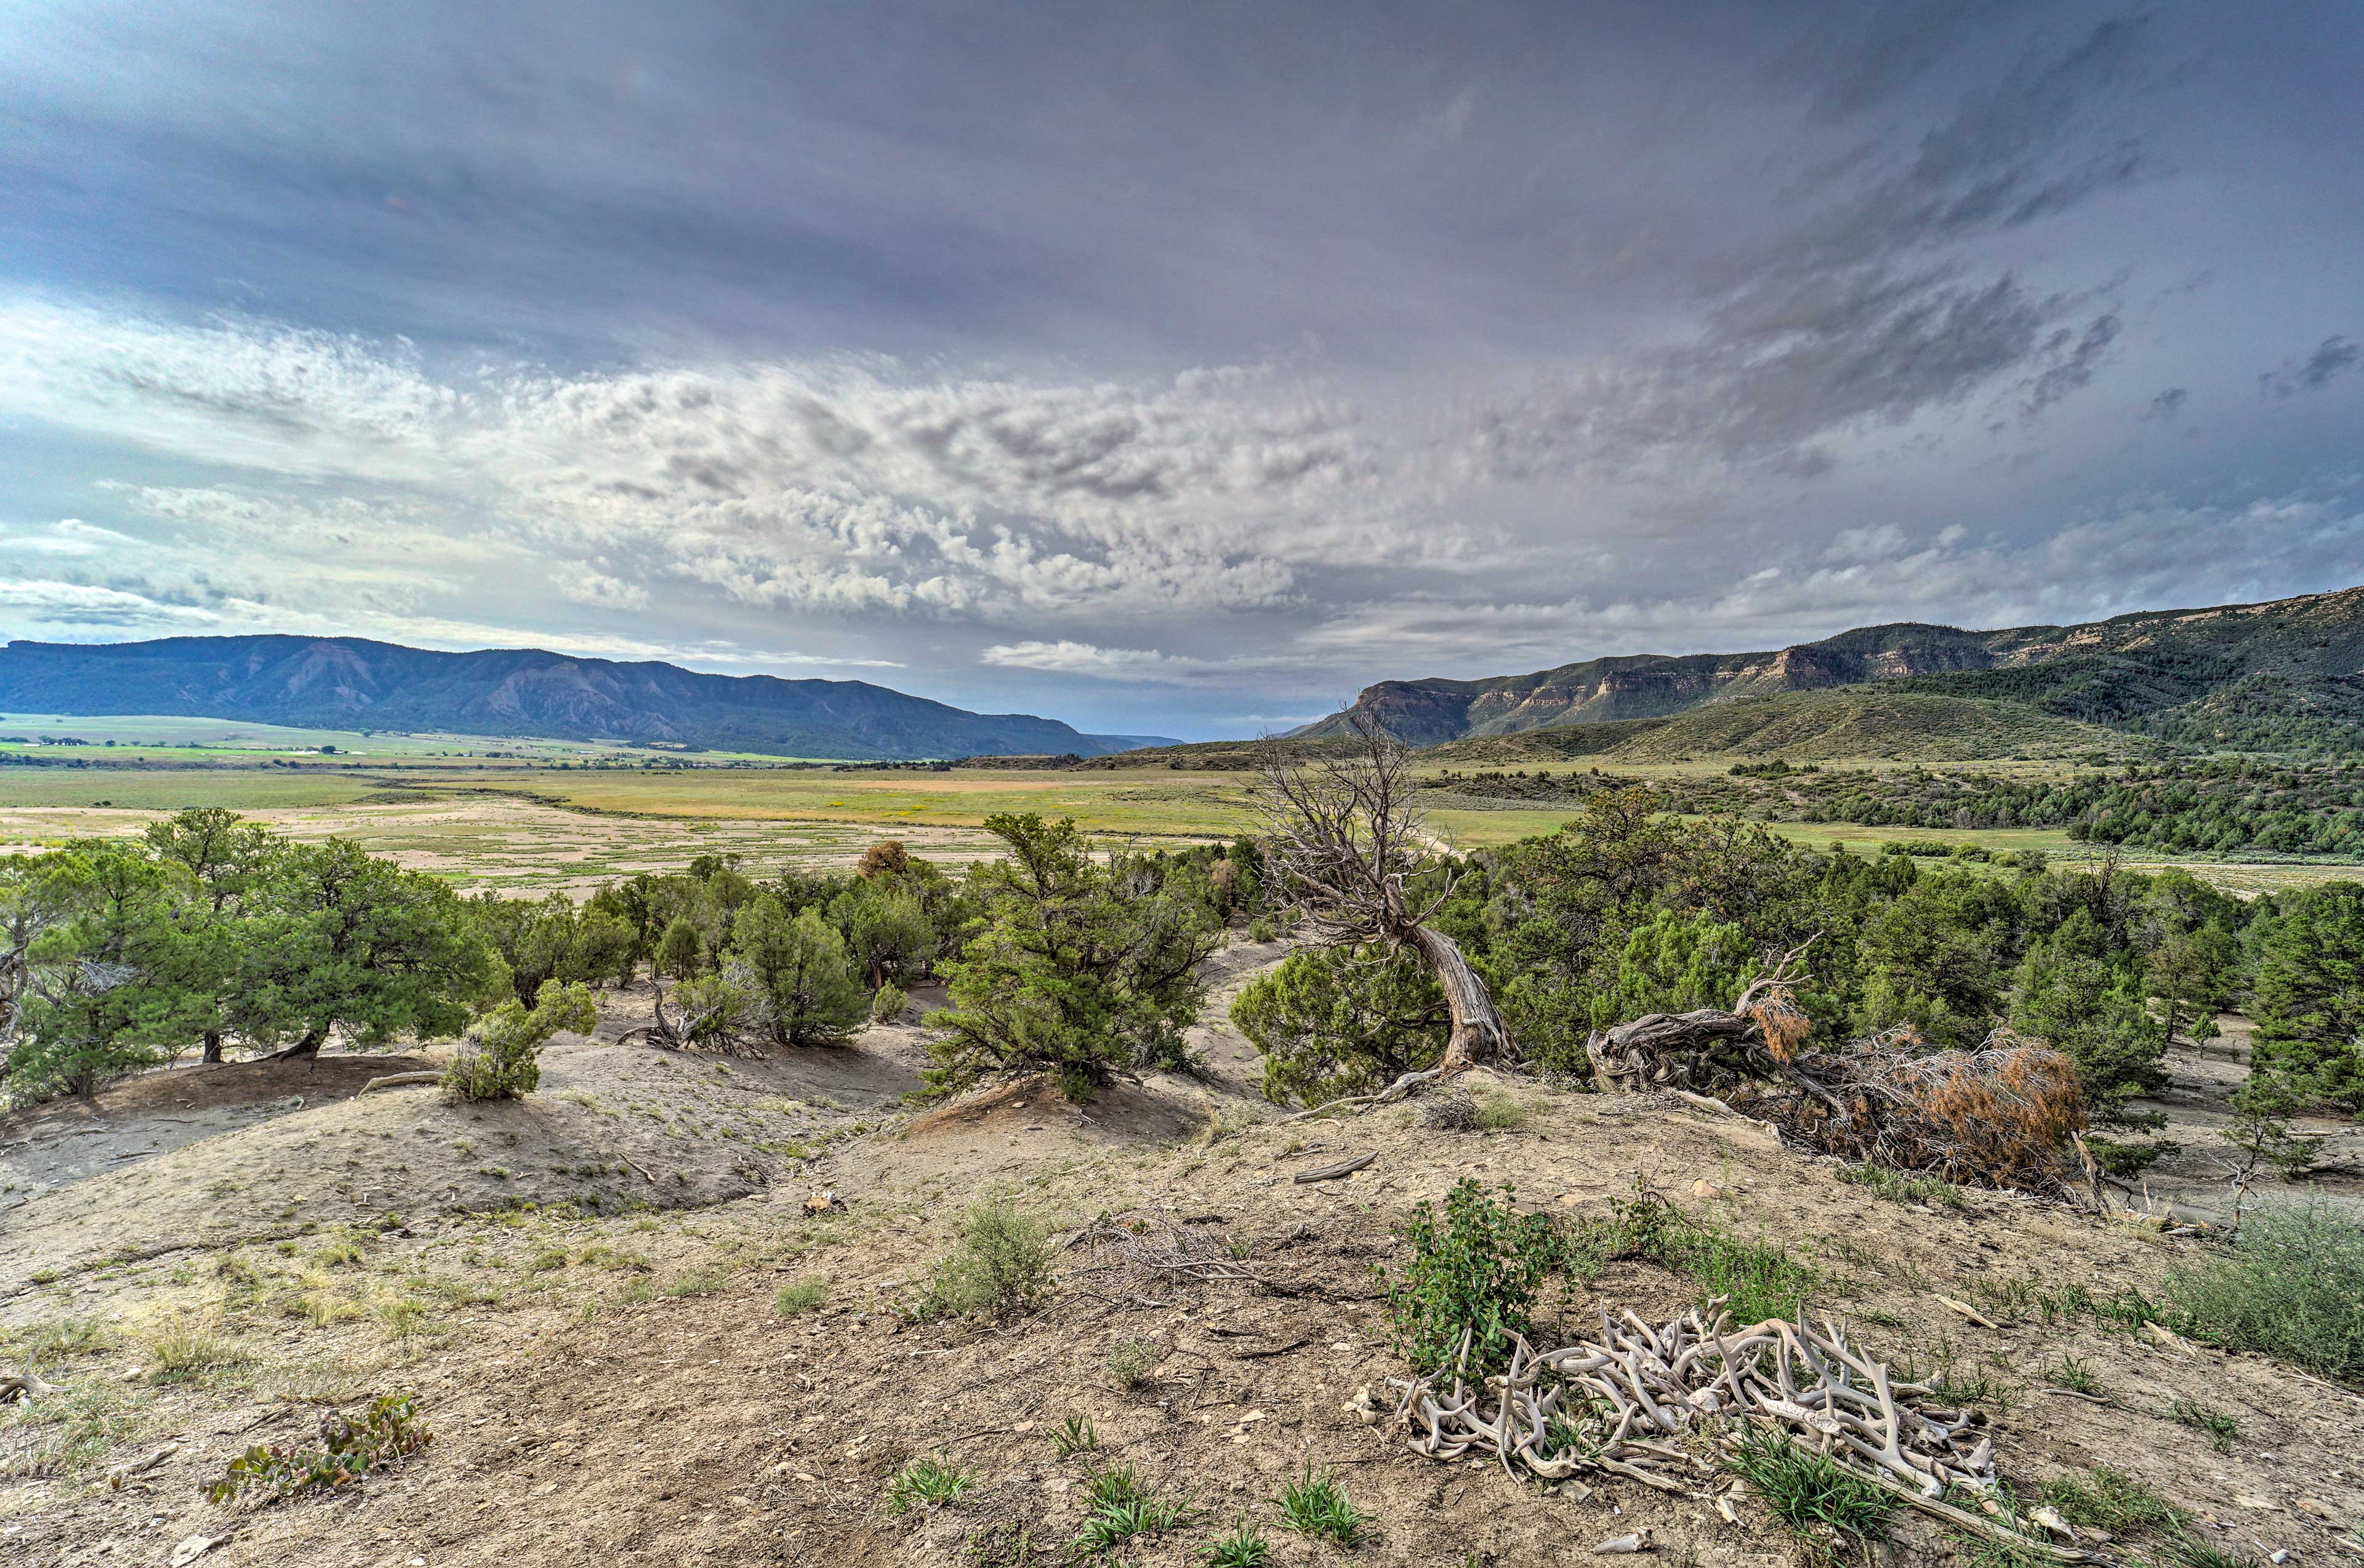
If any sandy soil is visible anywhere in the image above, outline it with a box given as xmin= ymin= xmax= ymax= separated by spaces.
xmin=4 ymin=944 xmax=2362 ymax=1568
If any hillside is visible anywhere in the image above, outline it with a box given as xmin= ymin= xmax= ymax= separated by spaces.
xmin=0 ymin=637 xmax=1173 ymax=762
xmin=1425 ymin=687 xmax=2122 ymax=765
xmin=1300 ymin=584 xmax=2364 ymax=754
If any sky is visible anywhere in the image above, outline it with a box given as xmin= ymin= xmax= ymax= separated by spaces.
xmin=2 ymin=1 xmax=2360 ymax=741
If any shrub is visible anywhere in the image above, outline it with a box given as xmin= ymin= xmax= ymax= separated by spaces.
xmin=1275 ymin=1465 xmax=1364 ymax=1546
xmin=882 ymin=1455 xmax=973 ymax=1514
xmin=1230 ymin=944 xmax=1446 ymax=1108
xmin=208 ymin=1393 xmax=432 ymax=1503
xmin=1421 ymin=1093 xmax=1480 ymax=1131
xmin=727 ymin=897 xmax=870 ymax=1046
xmin=1473 ymin=1090 xmax=1527 ymax=1131
xmin=1382 ymin=1179 xmax=1564 ymax=1377
xmin=1724 ymin=1427 xmax=1892 ymax=1559
xmin=870 ymin=983 xmax=909 ymax=1024
xmin=1106 ymin=1336 xmax=1159 ymax=1390
xmin=774 ymin=1277 xmax=829 ymax=1315
xmin=919 ymin=1197 xmax=1057 ymax=1319
xmin=2159 ymin=1200 xmax=2364 ymax=1383
xmin=1247 ymin=916 xmax=1277 ymax=944
xmin=443 ymin=980 xmax=597 ymax=1101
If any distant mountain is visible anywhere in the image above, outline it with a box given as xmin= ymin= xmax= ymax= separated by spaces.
xmin=0 ymin=636 xmax=1175 ymax=762
xmin=1297 ymin=586 xmax=2364 ymax=756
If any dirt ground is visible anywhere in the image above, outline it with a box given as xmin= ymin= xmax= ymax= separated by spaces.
xmin=5 ymin=941 xmax=2363 ymax=1567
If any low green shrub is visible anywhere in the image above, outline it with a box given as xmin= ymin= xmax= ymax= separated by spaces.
xmin=1106 ymin=1336 xmax=1159 ymax=1391
xmin=443 ymin=981 xmax=598 ymax=1102
xmin=870 ymin=983 xmax=909 ymax=1024
xmin=207 ymin=1393 xmax=432 ymax=1503
xmin=918 ymin=1197 xmax=1058 ymax=1319
xmin=1836 ymin=1162 xmax=1965 ymax=1208
xmin=1381 ymin=1179 xmax=1566 ymax=1377
xmin=2160 ymin=1200 xmax=2364 ymax=1384
xmin=1473 ymin=1090 xmax=1528 ymax=1131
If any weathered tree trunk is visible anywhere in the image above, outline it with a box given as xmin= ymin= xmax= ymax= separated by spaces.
xmin=201 ymin=1032 xmax=224 ymax=1064
xmin=1407 ymin=924 xmax=1515 ymax=1071
xmin=268 ymin=1027 xmax=327 ymax=1063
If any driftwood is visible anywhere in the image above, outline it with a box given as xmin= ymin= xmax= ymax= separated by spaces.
xmin=357 ymin=1071 xmax=442 ymax=1095
xmin=1292 ymin=1152 xmax=1376 ymax=1183
xmin=1 ymin=1367 xmax=65 ymax=1403
xmin=1381 ymin=1302 xmax=2102 ymax=1563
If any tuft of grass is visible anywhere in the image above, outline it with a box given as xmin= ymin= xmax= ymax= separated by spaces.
xmin=774 ymin=1276 xmax=829 ymax=1315
xmin=6 ymin=1317 xmax=116 ymax=1367
xmin=1601 ymin=1188 xmax=1817 ymax=1325
xmin=2167 ymin=1538 xmax=2265 ymax=1568
xmin=662 ymin=1268 xmax=723 ymax=1298
xmin=1050 ymin=1413 xmax=1098 ymax=1458
xmin=1276 ymin=1465 xmax=1364 ymax=1547
xmin=0 ymin=1380 xmax=153 ymax=1478
xmin=372 ymin=1297 xmax=433 ymax=1345
xmin=1105 ymin=1337 xmax=1159 ymax=1391
xmin=2159 ymin=1200 xmax=2364 ymax=1384
xmin=918 ymin=1197 xmax=1058 ymax=1321
xmin=525 ymin=1245 xmax=571 ymax=1273
xmin=2167 ymin=1396 xmax=2240 ymax=1454
xmin=2038 ymin=1466 xmax=2188 ymax=1535
xmin=1072 ymin=1466 xmax=1195 ymax=1553
xmin=2041 ymin=1355 xmax=2105 ymax=1397
xmin=883 ymin=1455 xmax=974 ymax=1514
xmin=1724 ymin=1427 xmax=1892 ymax=1560
xmin=134 ymin=1310 xmax=241 ymax=1383
xmin=1473 ymin=1090 xmax=1528 ymax=1131
xmin=1836 ymin=1162 xmax=1966 ymax=1209
xmin=1201 ymin=1519 xmax=1271 ymax=1568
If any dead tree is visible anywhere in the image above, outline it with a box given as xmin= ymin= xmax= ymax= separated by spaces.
xmin=1257 ymin=712 xmax=1513 ymax=1094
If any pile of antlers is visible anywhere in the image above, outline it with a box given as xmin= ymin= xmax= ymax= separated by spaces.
xmin=1381 ymin=1302 xmax=2098 ymax=1561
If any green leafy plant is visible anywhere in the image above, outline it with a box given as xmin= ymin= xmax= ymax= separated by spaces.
xmin=919 ymin=1197 xmax=1058 ymax=1319
xmin=883 ymin=1455 xmax=974 ymax=1514
xmin=207 ymin=1393 xmax=432 ymax=1503
xmin=1049 ymin=1413 xmax=1098 ymax=1457
xmin=1382 ymin=1178 xmax=1566 ymax=1377
xmin=1724 ymin=1427 xmax=1892 ymax=1561
xmin=1276 ymin=1465 xmax=1364 ymax=1546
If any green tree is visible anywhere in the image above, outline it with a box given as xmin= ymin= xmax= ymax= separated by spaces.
xmin=726 ymin=896 xmax=868 ymax=1046
xmin=1230 ymin=944 xmax=1447 ymax=1108
xmin=142 ymin=808 xmax=282 ymax=1063
xmin=2007 ymin=909 xmax=2166 ymax=1115
xmin=239 ymin=839 xmax=502 ymax=1060
xmin=655 ymin=915 xmax=704 ymax=981
xmin=568 ymin=907 xmax=638 ymax=989
xmin=1591 ymin=907 xmax=1756 ymax=1031
xmin=828 ymin=877 xmax=934 ymax=989
xmin=2249 ymin=883 xmax=2364 ymax=1107
xmin=442 ymin=979 xmax=597 ymax=1101
xmin=4 ymin=843 xmax=204 ymax=1100
xmin=930 ymin=814 xmax=1220 ymax=1099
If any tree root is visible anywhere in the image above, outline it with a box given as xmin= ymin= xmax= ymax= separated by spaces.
xmin=1 ymin=1367 xmax=65 ymax=1403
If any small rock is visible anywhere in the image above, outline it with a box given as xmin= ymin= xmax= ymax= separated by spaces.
xmin=169 ymin=1538 xmax=224 ymax=1568
xmin=1689 ymin=1180 xmax=1725 ymax=1199
xmin=1595 ymin=1529 xmax=1654 ymax=1554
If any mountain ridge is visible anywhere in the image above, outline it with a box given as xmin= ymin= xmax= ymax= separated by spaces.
xmin=0 ymin=635 xmax=1173 ymax=762
xmin=1295 ymin=585 xmax=2364 ymax=753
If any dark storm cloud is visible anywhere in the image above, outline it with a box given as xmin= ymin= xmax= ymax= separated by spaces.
xmin=2263 ymin=337 xmax=2360 ymax=398
xmin=1 ymin=1 xmax=2362 ymax=738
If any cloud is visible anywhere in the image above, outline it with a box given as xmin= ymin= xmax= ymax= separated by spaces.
xmin=0 ymin=577 xmax=221 ymax=630
xmin=2262 ymin=336 xmax=2359 ymax=398
xmin=2144 ymin=387 xmax=2189 ymax=421
xmin=980 ymin=640 xmax=1242 ymax=683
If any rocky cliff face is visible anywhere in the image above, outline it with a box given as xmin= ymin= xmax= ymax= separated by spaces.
xmin=1298 ymin=588 xmax=2364 ymax=746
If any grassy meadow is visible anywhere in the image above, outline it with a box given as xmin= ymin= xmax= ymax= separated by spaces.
xmin=0 ymin=714 xmax=2358 ymax=895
